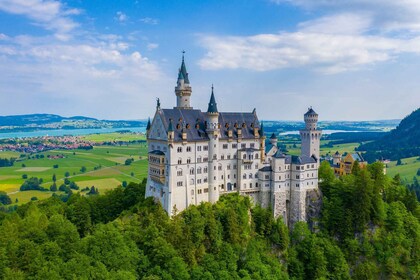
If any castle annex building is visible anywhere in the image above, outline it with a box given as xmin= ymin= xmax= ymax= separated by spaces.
xmin=146 ymin=56 xmax=322 ymax=225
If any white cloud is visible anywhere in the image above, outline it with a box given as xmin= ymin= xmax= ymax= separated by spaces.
xmin=199 ymin=1 xmax=420 ymax=74
xmin=115 ymin=11 xmax=128 ymax=23
xmin=140 ymin=17 xmax=159 ymax=25
xmin=147 ymin=43 xmax=159 ymax=50
xmin=0 ymin=0 xmax=80 ymax=40
xmin=199 ymin=32 xmax=413 ymax=74
xmin=272 ymin=0 xmax=420 ymax=33
xmin=298 ymin=13 xmax=372 ymax=35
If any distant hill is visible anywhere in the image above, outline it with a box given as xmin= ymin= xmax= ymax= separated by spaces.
xmin=358 ymin=108 xmax=420 ymax=162
xmin=0 ymin=114 xmax=146 ymax=132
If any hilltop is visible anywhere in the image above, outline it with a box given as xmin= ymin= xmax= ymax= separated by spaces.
xmin=358 ymin=108 xmax=420 ymax=162
xmin=0 ymin=114 xmax=146 ymax=132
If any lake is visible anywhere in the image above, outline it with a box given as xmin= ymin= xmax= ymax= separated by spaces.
xmin=279 ymin=130 xmax=363 ymax=135
xmin=0 ymin=127 xmax=146 ymax=139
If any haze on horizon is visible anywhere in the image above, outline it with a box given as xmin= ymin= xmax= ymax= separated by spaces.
xmin=0 ymin=0 xmax=419 ymax=121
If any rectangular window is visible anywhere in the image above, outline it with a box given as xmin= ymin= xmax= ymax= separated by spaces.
xmin=204 ymin=146 xmax=209 ymax=151
xmin=232 ymin=144 xmax=237 ymax=149
xmin=223 ymin=144 xmax=228 ymax=149
xmin=241 ymin=143 xmax=246 ymax=149
xmin=250 ymin=143 xmax=255 ymax=148
xmin=204 ymin=188 xmax=209 ymax=193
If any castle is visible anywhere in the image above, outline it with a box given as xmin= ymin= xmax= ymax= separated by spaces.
xmin=145 ymin=56 xmax=322 ymax=225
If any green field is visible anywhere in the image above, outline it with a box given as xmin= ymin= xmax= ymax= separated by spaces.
xmin=83 ymin=133 xmax=146 ymax=143
xmin=386 ymin=157 xmax=420 ymax=183
xmin=0 ymin=138 xmax=149 ymax=205
xmin=282 ymin=140 xmax=360 ymax=156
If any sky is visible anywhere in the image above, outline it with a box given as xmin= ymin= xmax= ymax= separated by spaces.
xmin=0 ymin=0 xmax=419 ymax=121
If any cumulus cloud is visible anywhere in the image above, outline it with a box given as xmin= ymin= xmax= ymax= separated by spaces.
xmin=0 ymin=0 xmax=80 ymax=40
xmin=272 ymin=0 xmax=420 ymax=33
xmin=198 ymin=1 xmax=420 ymax=73
xmin=0 ymin=1 xmax=170 ymax=119
xmin=115 ymin=11 xmax=128 ymax=23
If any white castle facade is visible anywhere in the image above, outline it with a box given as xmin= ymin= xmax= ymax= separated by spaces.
xmin=145 ymin=56 xmax=322 ymax=225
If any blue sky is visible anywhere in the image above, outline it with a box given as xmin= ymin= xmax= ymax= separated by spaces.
xmin=0 ymin=0 xmax=419 ymax=121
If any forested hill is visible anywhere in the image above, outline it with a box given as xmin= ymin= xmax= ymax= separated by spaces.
xmin=0 ymin=114 xmax=145 ymax=131
xmin=358 ymin=108 xmax=420 ymax=162
xmin=0 ymin=162 xmax=419 ymax=279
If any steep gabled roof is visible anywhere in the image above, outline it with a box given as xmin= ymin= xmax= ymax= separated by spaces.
xmin=150 ymin=108 xmax=260 ymax=142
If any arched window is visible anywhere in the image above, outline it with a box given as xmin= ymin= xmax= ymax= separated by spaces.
xmin=190 ymin=168 xmax=194 ymax=175
xmin=177 ymin=158 xmax=182 ymax=164
xmin=243 ymin=154 xmax=246 ymax=159
xmin=243 ymin=174 xmax=246 ymax=179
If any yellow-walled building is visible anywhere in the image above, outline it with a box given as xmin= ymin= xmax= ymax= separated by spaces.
xmin=331 ymin=151 xmax=367 ymax=176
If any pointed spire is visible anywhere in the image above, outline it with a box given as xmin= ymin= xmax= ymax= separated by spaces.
xmin=207 ymin=84 xmax=218 ymax=113
xmin=168 ymin=119 xmax=174 ymax=132
xmin=146 ymin=118 xmax=151 ymax=131
xmin=270 ymin=133 xmax=277 ymax=139
xmin=178 ymin=50 xmax=189 ymax=84
xmin=259 ymin=121 xmax=264 ymax=136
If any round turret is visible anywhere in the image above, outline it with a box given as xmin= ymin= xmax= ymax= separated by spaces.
xmin=270 ymin=133 xmax=277 ymax=146
xmin=304 ymin=107 xmax=318 ymax=130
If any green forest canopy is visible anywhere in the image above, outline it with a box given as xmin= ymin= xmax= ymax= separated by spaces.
xmin=0 ymin=161 xmax=418 ymax=279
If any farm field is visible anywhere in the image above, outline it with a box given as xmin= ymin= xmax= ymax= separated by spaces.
xmin=83 ymin=132 xmax=145 ymax=143
xmin=0 ymin=137 xmax=149 ymax=205
xmin=386 ymin=157 xmax=420 ymax=183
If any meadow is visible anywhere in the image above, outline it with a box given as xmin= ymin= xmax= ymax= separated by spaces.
xmin=0 ymin=131 xmax=418 ymax=205
xmin=386 ymin=156 xmax=420 ymax=183
xmin=0 ymin=135 xmax=148 ymax=205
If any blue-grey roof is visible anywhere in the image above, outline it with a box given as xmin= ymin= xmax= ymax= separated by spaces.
xmin=179 ymin=55 xmax=190 ymax=84
xmin=149 ymin=150 xmax=165 ymax=155
xmin=265 ymin=143 xmax=274 ymax=153
xmin=270 ymin=133 xmax=277 ymax=139
xmin=146 ymin=118 xmax=151 ymax=130
xmin=207 ymin=89 xmax=218 ymax=113
xmin=259 ymin=166 xmax=272 ymax=172
xmin=351 ymin=153 xmax=364 ymax=162
xmin=304 ymin=107 xmax=317 ymax=116
xmin=154 ymin=108 xmax=260 ymax=142
xmin=290 ymin=155 xmax=317 ymax=165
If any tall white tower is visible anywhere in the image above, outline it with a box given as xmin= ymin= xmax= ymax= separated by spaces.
xmin=175 ymin=53 xmax=192 ymax=109
xmin=206 ymin=86 xmax=220 ymax=203
xmin=300 ymin=107 xmax=322 ymax=160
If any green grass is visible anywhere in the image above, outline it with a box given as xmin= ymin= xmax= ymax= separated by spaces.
xmin=0 ymin=151 xmax=22 ymax=158
xmin=83 ymin=133 xmax=146 ymax=143
xmin=0 ymin=141 xmax=149 ymax=203
xmin=281 ymin=140 xmax=360 ymax=157
xmin=9 ymin=190 xmax=56 ymax=205
xmin=386 ymin=157 xmax=420 ymax=183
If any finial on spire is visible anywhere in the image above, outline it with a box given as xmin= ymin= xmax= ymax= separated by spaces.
xmin=156 ymin=98 xmax=160 ymax=109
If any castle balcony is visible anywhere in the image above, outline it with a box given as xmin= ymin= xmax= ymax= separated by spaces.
xmin=242 ymin=159 xmax=253 ymax=164
xmin=150 ymin=174 xmax=165 ymax=184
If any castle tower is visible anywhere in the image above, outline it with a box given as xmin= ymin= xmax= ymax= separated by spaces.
xmin=206 ymin=86 xmax=220 ymax=203
xmin=175 ymin=53 xmax=192 ymax=109
xmin=333 ymin=151 xmax=341 ymax=165
xmin=270 ymin=133 xmax=277 ymax=146
xmin=299 ymin=107 xmax=322 ymax=161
